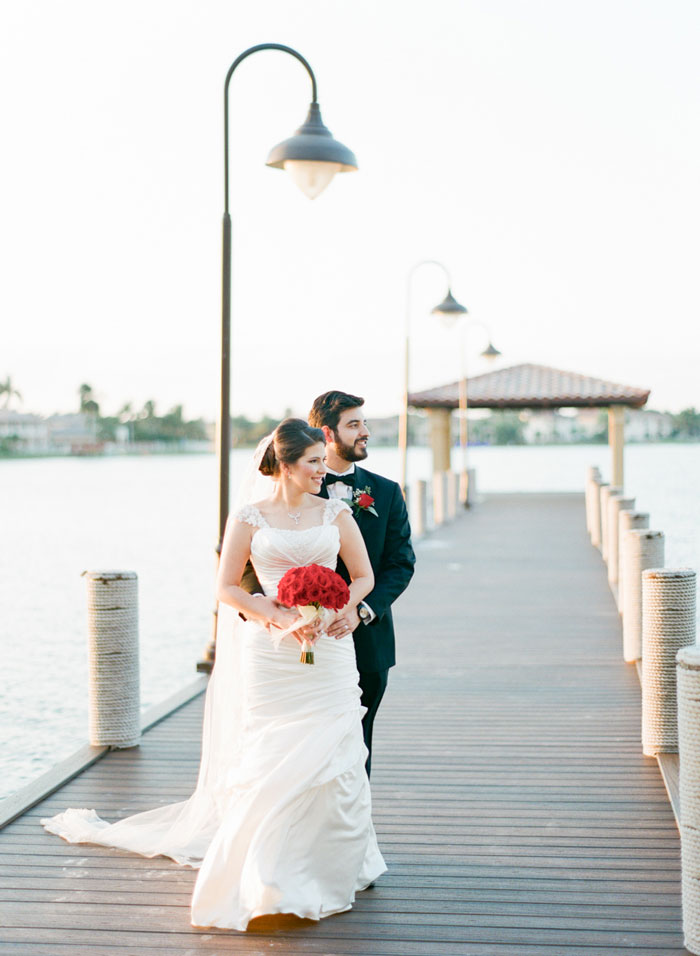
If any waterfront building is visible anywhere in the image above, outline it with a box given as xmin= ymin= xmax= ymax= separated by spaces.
xmin=0 ymin=409 xmax=50 ymax=453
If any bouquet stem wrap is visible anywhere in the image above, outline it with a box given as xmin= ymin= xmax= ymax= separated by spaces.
xmin=271 ymin=605 xmax=331 ymax=664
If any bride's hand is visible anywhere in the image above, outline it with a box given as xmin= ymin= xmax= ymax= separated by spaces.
xmin=261 ymin=601 xmax=323 ymax=646
xmin=291 ymin=616 xmax=324 ymax=647
xmin=326 ymin=606 xmax=360 ymax=640
xmin=262 ymin=600 xmax=299 ymax=631
xmin=264 ymin=602 xmax=321 ymax=647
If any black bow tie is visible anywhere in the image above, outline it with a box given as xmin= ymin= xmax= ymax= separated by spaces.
xmin=325 ymin=472 xmax=355 ymax=488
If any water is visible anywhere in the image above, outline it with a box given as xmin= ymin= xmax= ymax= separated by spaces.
xmin=1 ymin=443 xmax=699 ymax=801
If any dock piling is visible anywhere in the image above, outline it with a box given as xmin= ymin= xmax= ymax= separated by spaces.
xmin=621 ymin=530 xmax=665 ymax=662
xmin=592 ymin=479 xmax=608 ymax=550
xmin=607 ymin=495 xmax=635 ymax=588
xmin=585 ymin=465 xmax=601 ymax=534
xmin=432 ymin=471 xmax=447 ymax=526
xmin=642 ymin=568 xmax=696 ymax=755
xmin=591 ymin=478 xmax=605 ymax=550
xmin=600 ymin=484 xmax=622 ymax=563
xmin=676 ymin=642 xmax=700 ymax=954
xmin=617 ymin=510 xmax=650 ymax=611
xmin=446 ymin=471 xmax=458 ymax=520
xmin=83 ymin=570 xmax=141 ymax=749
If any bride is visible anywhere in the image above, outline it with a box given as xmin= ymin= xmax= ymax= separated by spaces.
xmin=42 ymin=418 xmax=387 ymax=930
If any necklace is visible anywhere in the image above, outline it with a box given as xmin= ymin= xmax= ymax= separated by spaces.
xmin=288 ymin=511 xmax=301 ymax=525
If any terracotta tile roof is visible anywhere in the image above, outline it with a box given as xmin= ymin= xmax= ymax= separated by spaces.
xmin=408 ymin=363 xmax=650 ymax=409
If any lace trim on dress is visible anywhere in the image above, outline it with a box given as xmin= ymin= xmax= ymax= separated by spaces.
xmin=323 ymin=498 xmax=351 ymax=524
xmin=234 ymin=504 xmax=269 ymax=529
xmin=236 ymin=499 xmax=348 ymax=531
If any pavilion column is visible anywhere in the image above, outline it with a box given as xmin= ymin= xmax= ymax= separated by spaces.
xmin=608 ymin=405 xmax=625 ymax=489
xmin=427 ymin=408 xmax=452 ymax=473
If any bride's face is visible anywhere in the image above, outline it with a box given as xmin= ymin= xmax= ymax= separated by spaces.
xmin=284 ymin=442 xmax=327 ymax=494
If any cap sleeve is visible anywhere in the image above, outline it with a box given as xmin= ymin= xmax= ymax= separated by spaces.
xmin=323 ymin=498 xmax=352 ymax=524
xmin=234 ymin=504 xmax=268 ymax=529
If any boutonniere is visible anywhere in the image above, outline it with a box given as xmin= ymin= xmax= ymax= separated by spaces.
xmin=344 ymin=486 xmax=378 ymax=517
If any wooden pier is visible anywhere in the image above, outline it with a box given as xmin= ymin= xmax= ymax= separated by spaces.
xmin=0 ymin=492 xmax=685 ymax=953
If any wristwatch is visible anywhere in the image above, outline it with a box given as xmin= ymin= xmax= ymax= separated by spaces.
xmin=358 ymin=602 xmax=372 ymax=625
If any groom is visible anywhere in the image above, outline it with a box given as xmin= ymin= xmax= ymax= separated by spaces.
xmin=309 ymin=391 xmax=415 ymax=777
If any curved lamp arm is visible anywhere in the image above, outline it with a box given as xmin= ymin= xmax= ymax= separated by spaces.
xmin=218 ymin=44 xmax=331 ymax=553
xmin=459 ymin=315 xmax=495 ymax=359
xmin=406 ymin=259 xmax=453 ymax=335
xmin=223 ymin=44 xmax=318 ymax=214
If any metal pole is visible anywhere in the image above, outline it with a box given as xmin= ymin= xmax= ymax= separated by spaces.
xmin=457 ymin=318 xmax=496 ymax=506
xmin=218 ymin=212 xmax=232 ymax=546
xmin=400 ymin=260 xmax=453 ymax=498
xmin=398 ymin=306 xmax=410 ymax=497
xmin=458 ymin=334 xmax=469 ymax=506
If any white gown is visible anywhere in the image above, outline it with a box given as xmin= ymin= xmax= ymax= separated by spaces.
xmin=42 ymin=497 xmax=386 ymax=930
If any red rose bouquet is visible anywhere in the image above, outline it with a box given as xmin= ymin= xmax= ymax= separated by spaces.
xmin=276 ymin=564 xmax=350 ymax=664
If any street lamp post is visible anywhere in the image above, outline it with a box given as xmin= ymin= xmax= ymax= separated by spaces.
xmin=198 ymin=44 xmax=357 ymax=672
xmin=437 ymin=313 xmax=500 ymax=505
xmin=398 ymin=261 xmax=467 ymax=498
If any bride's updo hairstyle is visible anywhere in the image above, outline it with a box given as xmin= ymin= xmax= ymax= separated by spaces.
xmin=259 ymin=418 xmax=325 ymax=477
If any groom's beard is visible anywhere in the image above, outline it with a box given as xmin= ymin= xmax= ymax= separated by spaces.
xmin=332 ymin=432 xmax=368 ymax=463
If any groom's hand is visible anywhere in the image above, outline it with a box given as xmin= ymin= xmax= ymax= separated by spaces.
xmin=327 ymin=606 xmax=360 ymax=640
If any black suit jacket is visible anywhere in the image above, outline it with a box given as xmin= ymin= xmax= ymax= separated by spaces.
xmin=319 ymin=465 xmax=415 ymax=673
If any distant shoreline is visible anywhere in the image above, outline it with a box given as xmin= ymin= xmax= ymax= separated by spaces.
xmin=2 ymin=438 xmax=700 ymax=462
xmin=0 ymin=447 xmax=215 ymax=461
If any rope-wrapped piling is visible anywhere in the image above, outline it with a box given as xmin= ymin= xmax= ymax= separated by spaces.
xmin=642 ymin=568 xmax=696 ymax=755
xmin=591 ymin=479 xmax=607 ymax=550
xmin=600 ymin=484 xmax=622 ymax=563
xmin=585 ymin=466 xmax=601 ymax=534
xmin=83 ymin=570 xmax=140 ymax=748
xmin=607 ymin=495 xmax=635 ymax=588
xmin=621 ymin=530 xmax=664 ymax=662
xmin=676 ymin=643 xmax=700 ymax=953
xmin=617 ymin=511 xmax=650 ymax=612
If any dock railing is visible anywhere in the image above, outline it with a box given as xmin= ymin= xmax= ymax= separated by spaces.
xmin=586 ymin=463 xmax=699 ymax=954
xmin=409 ymin=467 xmax=475 ymax=537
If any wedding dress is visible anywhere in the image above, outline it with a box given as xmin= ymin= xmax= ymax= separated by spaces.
xmin=42 ymin=496 xmax=386 ymax=930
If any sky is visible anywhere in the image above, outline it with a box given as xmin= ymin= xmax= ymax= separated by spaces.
xmin=2 ymin=0 xmax=699 ymax=422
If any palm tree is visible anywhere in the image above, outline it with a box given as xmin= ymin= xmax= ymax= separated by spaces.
xmin=78 ymin=383 xmax=95 ymax=412
xmin=118 ymin=402 xmax=134 ymax=423
xmin=0 ymin=376 xmax=22 ymax=409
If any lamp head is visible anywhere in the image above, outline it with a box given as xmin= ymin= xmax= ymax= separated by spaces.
xmin=481 ymin=342 xmax=501 ymax=361
xmin=431 ymin=289 xmax=468 ymax=328
xmin=266 ymin=102 xmax=357 ymax=199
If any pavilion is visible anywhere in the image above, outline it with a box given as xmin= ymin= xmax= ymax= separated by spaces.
xmin=408 ymin=362 xmax=650 ymax=486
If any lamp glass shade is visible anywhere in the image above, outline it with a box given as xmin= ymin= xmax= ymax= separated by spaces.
xmin=481 ymin=342 xmax=502 ymax=361
xmin=437 ymin=312 xmax=460 ymax=329
xmin=283 ymin=160 xmax=342 ymax=199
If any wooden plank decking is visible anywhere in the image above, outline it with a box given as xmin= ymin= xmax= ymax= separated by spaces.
xmin=0 ymin=492 xmax=685 ymax=954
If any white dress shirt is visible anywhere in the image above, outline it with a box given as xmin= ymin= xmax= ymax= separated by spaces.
xmin=324 ymin=464 xmax=355 ymax=501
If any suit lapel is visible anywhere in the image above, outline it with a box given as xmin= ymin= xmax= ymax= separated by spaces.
xmin=353 ymin=465 xmax=376 ymax=500
xmin=353 ymin=465 xmax=367 ymax=492
xmin=351 ymin=466 xmax=375 ymax=529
